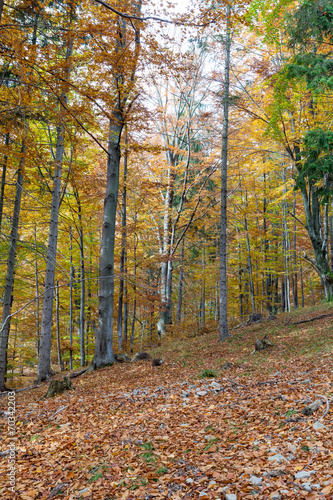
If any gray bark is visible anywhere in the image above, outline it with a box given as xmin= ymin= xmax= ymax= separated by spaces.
xmin=330 ymin=211 xmax=333 ymax=271
xmin=37 ymin=37 xmax=73 ymax=383
xmin=37 ymin=126 xmax=65 ymax=381
xmin=75 ymin=190 xmax=85 ymax=367
xmin=294 ymin=145 xmax=333 ymax=299
xmin=35 ymin=226 xmax=40 ymax=353
xmin=117 ymin=133 xmax=128 ymax=350
xmin=130 ymin=230 xmax=138 ymax=353
xmin=0 ymin=133 xmax=9 ymax=234
xmin=219 ymin=3 xmax=231 ymax=341
xmin=56 ymin=281 xmax=63 ymax=371
xmin=93 ymin=115 xmax=123 ymax=368
xmin=176 ymin=240 xmax=184 ymax=323
xmin=92 ymin=0 xmax=141 ymax=367
xmin=0 ymin=142 xmax=25 ymax=392
xmin=79 ymin=223 xmax=85 ymax=367
xmin=244 ymin=210 xmax=255 ymax=312
xmin=69 ymin=227 xmax=73 ymax=370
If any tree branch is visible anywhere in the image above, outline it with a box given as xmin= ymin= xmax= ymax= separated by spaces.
xmin=93 ymin=0 xmax=215 ymax=27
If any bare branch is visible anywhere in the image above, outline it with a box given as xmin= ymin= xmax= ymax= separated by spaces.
xmin=93 ymin=0 xmax=216 ymax=27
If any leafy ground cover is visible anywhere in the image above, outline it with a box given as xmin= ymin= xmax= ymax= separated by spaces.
xmin=0 ymin=304 xmax=333 ymax=499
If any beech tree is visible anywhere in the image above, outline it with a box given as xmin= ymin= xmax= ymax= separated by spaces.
xmin=264 ymin=0 xmax=333 ymax=300
xmin=92 ymin=1 xmax=142 ymax=369
xmin=37 ymin=1 xmax=75 ymax=382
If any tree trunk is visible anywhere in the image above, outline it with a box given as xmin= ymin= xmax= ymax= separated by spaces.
xmin=92 ymin=0 xmax=141 ymax=367
xmin=35 ymin=226 xmax=40 ymax=354
xmin=0 ymin=142 xmax=25 ymax=392
xmin=219 ymin=2 xmax=231 ymax=341
xmin=158 ymin=162 xmax=175 ymax=336
xmin=330 ymin=210 xmax=333 ymax=271
xmin=37 ymin=38 xmax=73 ymax=383
xmin=56 ymin=281 xmax=63 ymax=372
xmin=93 ymin=114 xmax=123 ymax=368
xmin=0 ymin=0 xmax=4 ymax=23
xmin=37 ymin=125 xmax=66 ymax=381
xmin=300 ymin=249 xmax=305 ymax=308
xmin=244 ymin=211 xmax=255 ymax=312
xmin=75 ymin=190 xmax=86 ymax=367
xmin=117 ymin=133 xmax=128 ymax=350
xmin=130 ymin=231 xmax=138 ymax=353
xmin=176 ymin=239 xmax=184 ymax=323
xmin=0 ymin=133 xmax=9 ymax=234
xmin=201 ymin=243 xmax=206 ymax=324
xmin=69 ymin=227 xmax=73 ymax=370
xmin=294 ymin=144 xmax=333 ymax=299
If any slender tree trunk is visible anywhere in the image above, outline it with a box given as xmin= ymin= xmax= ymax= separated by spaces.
xmin=117 ymin=132 xmax=128 ymax=350
xmin=219 ymin=3 xmax=231 ymax=341
xmin=123 ymin=275 xmax=128 ymax=345
xmin=69 ymin=227 xmax=73 ymax=370
xmin=86 ymin=247 xmax=92 ymax=360
xmin=236 ymin=228 xmax=244 ymax=320
xmin=79 ymin=228 xmax=85 ymax=367
xmin=0 ymin=0 xmax=4 ymax=23
xmin=244 ymin=210 xmax=255 ymax=312
xmin=35 ymin=226 xmax=40 ymax=354
xmin=215 ymin=239 xmax=219 ymax=321
xmin=130 ymin=232 xmax=138 ymax=353
xmin=37 ymin=38 xmax=73 ymax=382
xmin=56 ymin=281 xmax=63 ymax=372
xmin=0 ymin=133 xmax=9 ymax=234
xmin=309 ymin=275 xmax=316 ymax=305
xmin=75 ymin=191 xmax=85 ymax=367
xmin=0 ymin=142 xmax=25 ymax=392
xmin=166 ymin=261 xmax=173 ymax=324
xmin=176 ymin=239 xmax=184 ymax=323
xmin=292 ymin=197 xmax=298 ymax=309
xmin=330 ymin=211 xmax=333 ymax=271
xmin=300 ymin=249 xmax=305 ymax=308
xmin=201 ymin=243 xmax=206 ymax=324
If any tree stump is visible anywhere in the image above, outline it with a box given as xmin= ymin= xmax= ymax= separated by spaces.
xmin=302 ymin=399 xmax=323 ymax=415
xmin=255 ymin=336 xmax=273 ymax=351
xmin=45 ymin=376 xmax=73 ymax=398
xmin=152 ymin=358 xmax=163 ymax=367
xmin=248 ymin=312 xmax=263 ymax=324
xmin=115 ymin=353 xmax=131 ymax=363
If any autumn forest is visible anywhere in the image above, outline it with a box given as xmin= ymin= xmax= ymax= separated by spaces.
xmin=1 ymin=0 xmax=333 ymax=389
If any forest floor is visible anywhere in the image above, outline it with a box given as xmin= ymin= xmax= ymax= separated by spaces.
xmin=1 ymin=303 xmax=333 ymax=500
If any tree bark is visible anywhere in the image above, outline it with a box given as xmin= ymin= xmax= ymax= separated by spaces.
xmin=93 ymin=114 xmax=123 ymax=368
xmin=56 ymin=281 xmax=63 ymax=372
xmin=219 ymin=3 xmax=231 ymax=341
xmin=0 ymin=142 xmax=25 ymax=392
xmin=176 ymin=239 xmax=184 ymax=323
xmin=74 ymin=189 xmax=86 ymax=367
xmin=117 ymin=132 xmax=128 ymax=350
xmin=130 ymin=229 xmax=138 ymax=353
xmin=0 ymin=0 xmax=4 ymax=23
xmin=92 ymin=0 xmax=141 ymax=367
xmin=37 ymin=36 xmax=73 ymax=382
xmin=293 ymin=143 xmax=333 ymax=299
xmin=0 ymin=133 xmax=9 ymax=234
xmin=34 ymin=226 xmax=40 ymax=354
xmin=69 ymin=227 xmax=73 ymax=370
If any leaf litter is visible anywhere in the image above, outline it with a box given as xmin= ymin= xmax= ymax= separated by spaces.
xmin=1 ymin=310 xmax=333 ymax=500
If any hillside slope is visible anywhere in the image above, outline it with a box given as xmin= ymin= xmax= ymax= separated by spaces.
xmin=1 ymin=304 xmax=333 ymax=500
